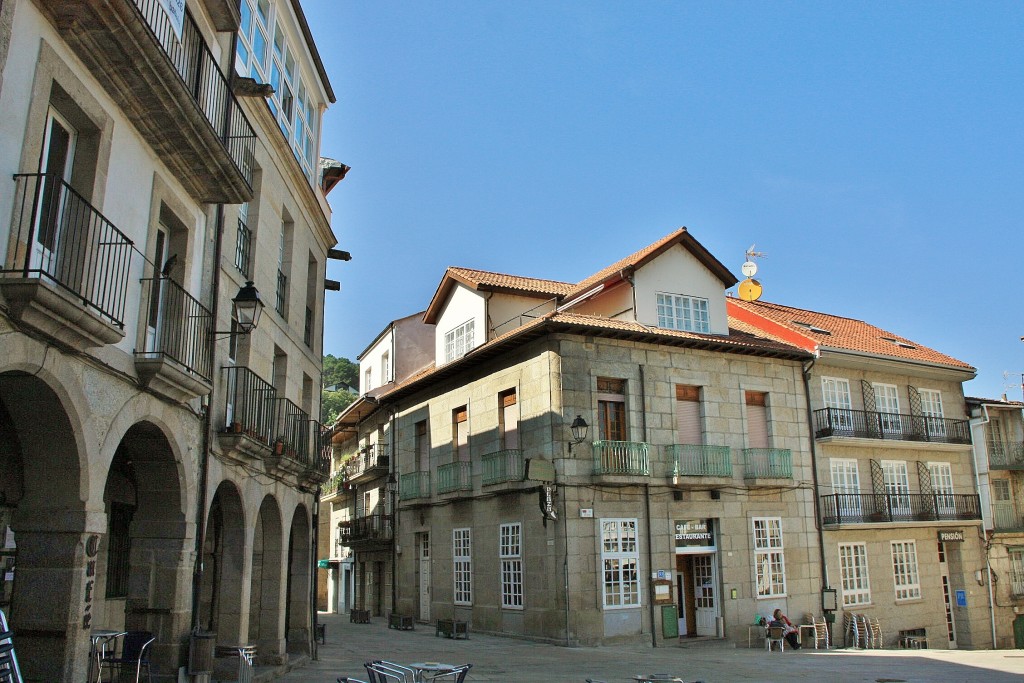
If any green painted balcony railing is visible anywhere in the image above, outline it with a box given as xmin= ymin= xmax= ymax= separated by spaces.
xmin=399 ymin=471 xmax=430 ymax=501
xmin=742 ymin=448 xmax=792 ymax=478
xmin=436 ymin=461 xmax=473 ymax=494
xmin=989 ymin=441 xmax=1024 ymax=469
xmin=481 ymin=449 xmax=524 ymax=485
xmin=993 ymin=501 xmax=1024 ymax=531
xmin=669 ymin=444 xmax=733 ymax=477
xmin=593 ymin=441 xmax=650 ymax=476
xmin=1011 ymin=570 xmax=1024 ymax=598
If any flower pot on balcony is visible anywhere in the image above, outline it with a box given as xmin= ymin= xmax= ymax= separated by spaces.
xmin=231 ymin=421 xmax=242 ymax=434
xmin=274 ymin=440 xmax=285 ymax=455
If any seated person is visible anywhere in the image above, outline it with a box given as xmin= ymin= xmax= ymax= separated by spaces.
xmin=770 ymin=608 xmax=800 ymax=650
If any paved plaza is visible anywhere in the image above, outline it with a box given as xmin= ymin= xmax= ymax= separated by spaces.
xmin=265 ymin=612 xmax=1024 ymax=683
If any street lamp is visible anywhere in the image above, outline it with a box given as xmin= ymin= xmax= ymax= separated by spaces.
xmin=232 ymin=281 xmax=264 ymax=334
xmin=568 ymin=415 xmax=588 ymax=453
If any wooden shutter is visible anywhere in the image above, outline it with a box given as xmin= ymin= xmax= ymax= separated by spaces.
xmin=675 ymin=385 xmax=702 ymax=445
xmin=745 ymin=391 xmax=768 ymax=448
xmin=500 ymin=390 xmax=519 ymax=450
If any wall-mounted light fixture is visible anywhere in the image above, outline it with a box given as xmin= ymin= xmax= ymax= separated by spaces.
xmin=214 ymin=281 xmax=264 ymax=337
xmin=568 ymin=415 xmax=588 ymax=453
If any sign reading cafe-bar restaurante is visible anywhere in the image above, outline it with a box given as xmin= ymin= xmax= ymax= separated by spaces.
xmin=675 ymin=519 xmax=714 ymax=549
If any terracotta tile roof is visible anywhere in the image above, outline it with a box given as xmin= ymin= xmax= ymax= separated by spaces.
xmin=447 ymin=267 xmax=574 ymax=296
xmin=966 ymin=396 xmax=1024 ymax=408
xmin=728 ymin=298 xmax=974 ymax=371
xmin=565 ymin=227 xmax=737 ymax=299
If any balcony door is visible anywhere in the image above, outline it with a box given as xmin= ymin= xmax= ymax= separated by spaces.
xmin=145 ymin=227 xmax=168 ymax=353
xmin=882 ymin=460 xmax=911 ymax=518
xmin=830 ymin=458 xmax=862 ymax=520
xmin=822 ymin=377 xmax=853 ymax=433
xmin=417 ymin=532 xmax=431 ymax=622
xmin=874 ymin=384 xmax=901 ymax=435
xmin=34 ymin=108 xmax=77 ymax=271
xmin=929 ymin=462 xmax=955 ymax=516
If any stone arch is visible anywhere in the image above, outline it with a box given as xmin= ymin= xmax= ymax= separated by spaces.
xmin=199 ymin=479 xmax=247 ymax=645
xmin=249 ymin=494 xmax=284 ymax=660
xmin=0 ymin=369 xmax=90 ymax=682
xmin=285 ymin=503 xmax=312 ymax=655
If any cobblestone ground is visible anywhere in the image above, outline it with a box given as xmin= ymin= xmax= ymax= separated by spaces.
xmin=263 ymin=612 xmax=1024 ymax=683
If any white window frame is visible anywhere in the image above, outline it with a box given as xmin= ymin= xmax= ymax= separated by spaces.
xmin=453 ymin=528 xmax=472 ymax=605
xmin=919 ymin=388 xmax=946 ymax=437
xmin=830 ymin=458 xmax=862 ymax=518
xmin=499 ymin=523 xmax=523 ymax=610
xmin=881 ymin=460 xmax=911 ymax=517
xmin=891 ymin=540 xmax=921 ymax=601
xmin=752 ymin=517 xmax=786 ymax=597
xmin=838 ymin=542 xmax=871 ymax=606
xmin=873 ymin=383 xmax=901 ymax=434
xmin=444 ymin=319 xmax=475 ymax=363
xmin=656 ymin=292 xmax=710 ymax=333
xmin=929 ymin=461 xmax=955 ymax=515
xmin=600 ymin=518 xmax=640 ymax=609
xmin=1010 ymin=548 xmax=1024 ymax=598
xmin=821 ymin=376 xmax=853 ymax=431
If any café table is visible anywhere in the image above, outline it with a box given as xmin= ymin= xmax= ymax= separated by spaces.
xmin=409 ymin=661 xmax=457 ymax=682
xmin=88 ymin=629 xmax=125 ymax=683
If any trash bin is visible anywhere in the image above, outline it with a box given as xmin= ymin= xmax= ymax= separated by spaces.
xmin=188 ymin=631 xmax=216 ymax=674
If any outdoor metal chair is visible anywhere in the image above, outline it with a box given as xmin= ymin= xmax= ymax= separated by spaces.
xmin=0 ymin=610 xmax=22 ymax=683
xmin=339 ymin=678 xmax=369 ymax=683
xmin=365 ymin=661 xmax=415 ymax=683
xmin=97 ymin=631 xmax=155 ymax=683
xmin=765 ymin=626 xmax=785 ymax=652
xmin=423 ymin=664 xmax=472 ymax=683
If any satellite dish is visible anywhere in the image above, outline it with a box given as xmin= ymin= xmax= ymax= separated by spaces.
xmin=738 ymin=278 xmax=762 ymax=302
xmin=741 ymin=260 xmax=757 ymax=277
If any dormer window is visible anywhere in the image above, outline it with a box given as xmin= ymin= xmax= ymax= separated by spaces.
xmin=881 ymin=336 xmax=916 ymax=349
xmin=792 ymin=320 xmax=831 ymax=335
xmin=444 ymin=319 xmax=475 ymax=363
xmin=656 ymin=293 xmax=709 ymax=333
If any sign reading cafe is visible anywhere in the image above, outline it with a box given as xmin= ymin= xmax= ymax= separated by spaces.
xmin=675 ymin=519 xmax=714 ymax=550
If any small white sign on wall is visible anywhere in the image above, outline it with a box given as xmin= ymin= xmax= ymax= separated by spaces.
xmin=158 ymin=0 xmax=187 ymax=41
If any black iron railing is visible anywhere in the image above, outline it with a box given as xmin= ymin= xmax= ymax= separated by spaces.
xmin=234 ymin=218 xmax=252 ymax=277
xmin=814 ymin=408 xmax=971 ymax=444
xmin=314 ymin=422 xmax=332 ymax=477
xmin=820 ymin=492 xmax=980 ymax=525
xmin=3 ymin=173 xmax=133 ymax=328
xmin=348 ymin=444 xmax=389 ymax=479
xmin=304 ymin=306 xmax=314 ymax=348
xmin=989 ymin=441 xmax=1024 ymax=469
xmin=130 ymin=0 xmax=255 ymax=187
xmin=222 ymin=366 xmax=277 ymax=444
xmin=138 ymin=277 xmax=213 ymax=379
xmin=271 ymin=397 xmax=312 ymax=465
xmin=349 ymin=513 xmax=393 ymax=543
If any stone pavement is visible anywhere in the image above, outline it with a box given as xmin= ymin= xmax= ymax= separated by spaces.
xmin=271 ymin=612 xmax=1024 ymax=683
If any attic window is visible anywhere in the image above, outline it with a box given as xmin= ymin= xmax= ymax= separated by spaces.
xmin=792 ymin=320 xmax=831 ymax=335
xmin=881 ymin=336 xmax=917 ymax=350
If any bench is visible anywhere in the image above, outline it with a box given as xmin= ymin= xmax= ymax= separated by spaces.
xmin=898 ymin=628 xmax=927 ymax=649
xmin=435 ymin=618 xmax=468 ymax=639
xmin=350 ymin=609 xmax=371 ymax=624
xmin=388 ymin=613 xmax=415 ymax=630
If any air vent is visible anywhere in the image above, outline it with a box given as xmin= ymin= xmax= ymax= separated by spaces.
xmin=881 ymin=336 xmax=917 ymax=349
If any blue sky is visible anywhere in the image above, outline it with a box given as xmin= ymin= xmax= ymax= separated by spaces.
xmin=306 ymin=1 xmax=1024 ymax=401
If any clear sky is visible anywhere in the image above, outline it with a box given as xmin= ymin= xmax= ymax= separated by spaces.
xmin=305 ymin=1 xmax=1024 ymax=401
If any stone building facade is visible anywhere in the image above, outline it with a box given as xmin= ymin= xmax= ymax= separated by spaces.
xmin=0 ymin=1 xmax=341 ymax=680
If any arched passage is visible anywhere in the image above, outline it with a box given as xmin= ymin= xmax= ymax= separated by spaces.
xmin=199 ymin=481 xmax=246 ymax=644
xmin=285 ymin=504 xmax=311 ymax=655
xmin=101 ymin=421 xmax=189 ymax=669
xmin=249 ymin=495 xmax=283 ymax=658
xmin=0 ymin=371 xmax=88 ymax=683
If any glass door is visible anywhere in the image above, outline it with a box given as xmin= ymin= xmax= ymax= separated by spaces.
xmin=34 ymin=108 xmax=77 ymax=272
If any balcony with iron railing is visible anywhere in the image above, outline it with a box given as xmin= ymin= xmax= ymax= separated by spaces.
xmin=437 ymin=462 xmax=473 ymax=495
xmin=218 ymin=365 xmax=276 ymax=458
xmin=234 ymin=218 xmax=252 ymax=278
xmin=814 ymin=408 xmax=971 ymax=445
xmin=135 ymin=276 xmax=213 ymax=402
xmin=347 ymin=444 xmax=390 ymax=484
xmin=593 ymin=441 xmax=650 ymax=477
xmin=1011 ymin=569 xmax=1024 ymax=598
xmin=669 ymin=444 xmax=733 ymax=478
xmin=400 ymin=471 xmax=431 ymax=501
xmin=993 ymin=502 xmax=1024 ymax=531
xmin=321 ymin=470 xmax=349 ymax=502
xmin=36 ymin=0 xmax=255 ymax=203
xmin=820 ymin=492 xmax=981 ymax=526
xmin=742 ymin=448 xmax=793 ymax=479
xmin=266 ymin=397 xmax=318 ymax=474
xmin=304 ymin=306 xmax=314 ymax=348
xmin=1 ymin=173 xmax=134 ymax=348
xmin=989 ymin=442 xmax=1024 ymax=470
xmin=349 ymin=513 xmax=393 ymax=545
xmin=276 ymin=270 xmax=288 ymax=316
xmin=481 ymin=449 xmax=525 ymax=486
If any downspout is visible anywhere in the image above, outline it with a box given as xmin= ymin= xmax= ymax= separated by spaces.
xmin=968 ymin=405 xmax=998 ymax=648
xmin=390 ymin=407 xmax=398 ymax=615
xmin=190 ymin=203 xmax=226 ymax=632
xmin=552 ymin=347 xmax=571 ymax=646
xmin=640 ymin=364 xmax=656 ymax=648
xmin=800 ymin=359 xmax=830 ymax=640
xmin=310 ymin=480 xmax=320 ymax=660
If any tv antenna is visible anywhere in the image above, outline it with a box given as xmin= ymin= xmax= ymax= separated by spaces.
xmin=738 ymin=244 xmax=766 ymax=301
xmin=1002 ymin=371 xmax=1024 ymax=402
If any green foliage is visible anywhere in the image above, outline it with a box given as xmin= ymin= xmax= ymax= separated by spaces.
xmin=321 ymin=387 xmax=355 ymax=425
xmin=322 ymin=354 xmax=358 ymax=390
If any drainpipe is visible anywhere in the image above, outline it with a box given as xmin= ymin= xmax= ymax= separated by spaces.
xmin=390 ymin=407 xmax=398 ymax=615
xmin=190 ymin=203 xmax=226 ymax=633
xmin=639 ymin=364 xmax=656 ymax=648
xmin=310 ymin=482 xmax=320 ymax=660
xmin=800 ymin=359 xmax=831 ymax=642
xmin=969 ymin=405 xmax=998 ymax=648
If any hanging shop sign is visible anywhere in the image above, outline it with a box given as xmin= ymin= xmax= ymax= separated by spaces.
xmin=674 ymin=519 xmax=715 ymax=551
